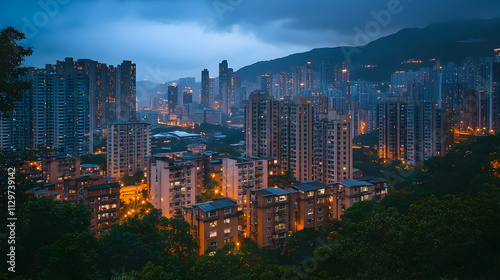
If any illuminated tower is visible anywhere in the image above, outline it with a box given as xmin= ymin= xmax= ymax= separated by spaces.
xmin=201 ymin=69 xmax=210 ymax=107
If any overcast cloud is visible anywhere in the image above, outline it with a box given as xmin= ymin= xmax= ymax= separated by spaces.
xmin=2 ymin=0 xmax=499 ymax=81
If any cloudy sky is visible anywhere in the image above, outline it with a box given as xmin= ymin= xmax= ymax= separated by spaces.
xmin=2 ymin=0 xmax=500 ymax=82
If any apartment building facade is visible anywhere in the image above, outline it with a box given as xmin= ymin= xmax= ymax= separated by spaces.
xmin=183 ymin=197 xmax=242 ymax=255
xmin=149 ymin=155 xmax=197 ymax=217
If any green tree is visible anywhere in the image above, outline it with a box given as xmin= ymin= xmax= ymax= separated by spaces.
xmin=37 ymin=232 xmax=99 ymax=280
xmin=269 ymin=170 xmax=298 ymax=188
xmin=121 ymin=171 xmax=145 ymax=186
xmin=190 ymin=240 xmax=284 ymax=280
xmin=0 ymin=27 xmax=33 ymax=116
xmin=99 ymin=209 xmax=198 ymax=278
xmin=5 ymin=198 xmax=91 ymax=278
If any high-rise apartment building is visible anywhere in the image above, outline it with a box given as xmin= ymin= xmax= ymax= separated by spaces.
xmin=378 ymin=98 xmax=454 ymax=165
xmin=377 ymin=97 xmax=407 ymax=162
xmin=279 ymin=97 xmax=314 ymax=182
xmin=149 ymin=155 xmax=197 ymax=217
xmin=106 ymin=120 xmax=151 ymax=179
xmin=313 ymin=110 xmax=353 ymax=185
xmin=115 ymin=60 xmax=137 ymax=121
xmin=31 ymin=67 xmax=90 ymax=155
xmin=0 ymin=58 xmax=136 ymax=154
xmin=245 ymin=92 xmax=341 ymax=183
xmin=244 ymin=92 xmax=281 ymax=159
xmin=221 ymin=157 xmax=274 ymax=205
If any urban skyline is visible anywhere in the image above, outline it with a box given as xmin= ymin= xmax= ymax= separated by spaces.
xmin=2 ymin=3 xmax=500 ymax=279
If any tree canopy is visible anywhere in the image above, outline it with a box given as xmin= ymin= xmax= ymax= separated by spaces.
xmin=0 ymin=27 xmax=32 ymax=116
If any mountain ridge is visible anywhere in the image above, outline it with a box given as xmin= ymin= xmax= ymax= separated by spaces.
xmin=235 ymin=18 xmax=500 ymax=83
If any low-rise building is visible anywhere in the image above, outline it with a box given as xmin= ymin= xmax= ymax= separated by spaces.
xmin=332 ymin=178 xmax=388 ymax=219
xmin=42 ymin=154 xmax=81 ymax=191
xmin=183 ymin=197 xmax=242 ymax=255
xmin=84 ymin=182 xmax=121 ymax=235
xmin=286 ymin=181 xmax=333 ymax=231
xmin=246 ymin=187 xmax=298 ymax=249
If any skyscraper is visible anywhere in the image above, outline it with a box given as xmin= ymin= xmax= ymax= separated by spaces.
xmin=492 ymin=49 xmax=500 ymax=131
xmin=183 ymin=87 xmax=193 ymax=105
xmin=168 ymin=83 xmax=178 ymax=114
xmin=305 ymin=61 xmax=312 ymax=91
xmin=209 ymin=77 xmax=215 ymax=108
xmin=201 ymin=69 xmax=210 ymax=107
xmin=260 ymin=74 xmax=271 ymax=94
xmin=219 ymin=60 xmax=231 ymax=114
xmin=114 ymin=60 xmax=137 ymax=121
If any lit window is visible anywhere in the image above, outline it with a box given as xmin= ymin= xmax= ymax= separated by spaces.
xmin=210 ymin=221 xmax=217 ymax=227
xmin=224 ymin=228 xmax=231 ymax=234
xmin=209 ymin=231 xmax=217 ymax=238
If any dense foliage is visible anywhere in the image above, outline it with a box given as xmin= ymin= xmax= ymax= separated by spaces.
xmin=2 ymin=135 xmax=499 ymax=279
xmin=0 ymin=26 xmax=33 ymax=116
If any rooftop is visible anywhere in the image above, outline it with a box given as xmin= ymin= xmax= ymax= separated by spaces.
xmin=255 ymin=187 xmax=292 ymax=197
xmin=66 ymin=174 xmax=103 ymax=181
xmin=87 ymin=182 xmax=120 ymax=191
xmin=193 ymin=197 xmax=238 ymax=212
xmin=291 ymin=180 xmax=329 ymax=192
xmin=334 ymin=179 xmax=373 ymax=187
xmin=81 ymin=163 xmax=99 ymax=168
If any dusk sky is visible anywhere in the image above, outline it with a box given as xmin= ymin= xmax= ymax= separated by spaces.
xmin=3 ymin=0 xmax=500 ymax=82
